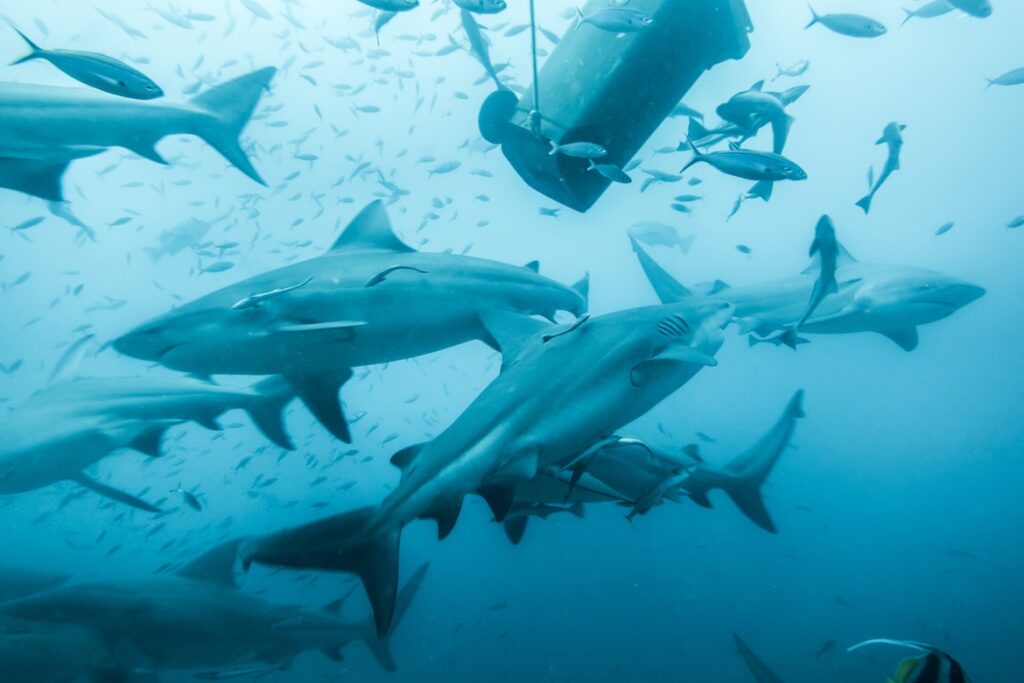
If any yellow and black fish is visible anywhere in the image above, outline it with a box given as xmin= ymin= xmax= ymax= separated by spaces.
xmin=849 ymin=639 xmax=971 ymax=683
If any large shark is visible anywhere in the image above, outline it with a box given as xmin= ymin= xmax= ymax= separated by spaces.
xmin=114 ymin=200 xmax=588 ymax=442
xmin=0 ymin=68 xmax=274 ymax=201
xmin=0 ymin=376 xmax=294 ymax=511
xmin=0 ymin=545 xmax=429 ymax=676
xmin=0 ymin=617 xmax=134 ymax=683
xmin=508 ymin=390 xmax=804 ymax=539
xmin=227 ymin=296 xmax=733 ymax=635
xmin=631 ymin=236 xmax=984 ymax=351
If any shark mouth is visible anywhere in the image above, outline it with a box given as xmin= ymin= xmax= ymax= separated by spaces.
xmin=157 ymin=343 xmax=185 ymax=359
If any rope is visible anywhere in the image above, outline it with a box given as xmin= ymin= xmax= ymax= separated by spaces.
xmin=527 ymin=0 xmax=542 ymax=137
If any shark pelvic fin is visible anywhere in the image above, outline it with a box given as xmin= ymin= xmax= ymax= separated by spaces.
xmin=70 ymin=473 xmax=162 ymax=513
xmin=880 ymin=326 xmax=919 ymax=352
xmin=284 ymin=368 xmax=354 ymax=442
xmin=330 ymin=200 xmax=414 ymax=254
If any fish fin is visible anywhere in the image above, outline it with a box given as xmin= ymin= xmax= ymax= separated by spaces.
xmin=880 ymin=326 xmax=919 ymax=352
xmin=523 ymin=260 xmax=540 ymax=273
xmin=329 ymin=200 xmax=414 ymax=253
xmin=361 ymin=561 xmax=429 ymax=672
xmin=350 ymin=530 xmax=402 ymax=638
xmin=686 ymin=118 xmax=712 ymax=141
xmin=70 ymin=473 xmax=162 ymax=514
xmin=0 ymin=157 xmax=70 ymax=202
xmin=804 ymin=4 xmax=819 ymax=28
xmin=175 ymin=540 xmax=240 ymax=587
xmin=630 ymin=346 xmax=717 ymax=386
xmin=707 ymin=279 xmax=731 ymax=296
xmin=900 ymin=8 xmax=915 ymax=27
xmin=7 ymin=23 xmax=42 ymax=64
xmin=855 ymin=193 xmax=872 ymax=214
xmin=247 ymin=376 xmax=296 ymax=450
xmin=128 ymin=142 xmax=168 ymax=165
xmin=478 ymin=484 xmax=517 ymax=522
xmin=129 ymin=424 xmax=174 ymax=457
xmin=630 ymin=237 xmax=693 ymax=303
xmin=477 ymin=308 xmax=551 ymax=360
xmin=190 ymin=67 xmax=276 ymax=185
xmin=390 ymin=442 xmax=428 ymax=473
xmin=423 ymin=496 xmax=464 ymax=540
xmin=503 ymin=516 xmax=528 ymax=544
xmin=283 ymin=368 xmax=354 ymax=442
xmin=750 ymin=79 xmax=764 ymax=91
xmin=571 ymin=272 xmax=590 ymax=311
xmin=771 ymin=114 xmax=794 ymax=154
xmin=748 ymin=180 xmax=774 ymax=201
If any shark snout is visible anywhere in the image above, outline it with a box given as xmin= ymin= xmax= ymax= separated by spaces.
xmin=951 ymin=283 xmax=986 ymax=306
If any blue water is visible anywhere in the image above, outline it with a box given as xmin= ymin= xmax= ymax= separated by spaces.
xmin=1 ymin=0 xmax=1021 ymax=681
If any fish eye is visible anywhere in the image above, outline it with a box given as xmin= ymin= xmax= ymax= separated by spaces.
xmin=118 ymin=80 xmax=127 ymax=87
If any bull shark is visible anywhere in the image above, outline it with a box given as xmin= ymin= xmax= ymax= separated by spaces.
xmin=509 ymin=390 xmax=803 ymax=538
xmin=0 ymin=544 xmax=429 ymax=676
xmin=0 ymin=376 xmax=294 ymax=511
xmin=631 ymin=234 xmax=984 ymax=352
xmin=0 ymin=67 xmax=275 ymax=201
xmin=0 ymin=617 xmax=133 ymax=683
xmin=227 ymin=296 xmax=733 ymax=635
xmin=114 ymin=201 xmax=588 ymax=443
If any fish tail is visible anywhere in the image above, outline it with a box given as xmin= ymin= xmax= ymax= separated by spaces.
xmin=804 ymin=3 xmax=819 ymax=29
xmin=679 ymin=137 xmax=703 ymax=173
xmin=572 ymin=6 xmax=585 ymax=37
xmin=983 ymin=77 xmax=994 ymax=92
xmin=190 ymin=67 xmax=277 ymax=185
xmin=900 ymin=8 xmax=915 ymax=27
xmin=855 ymin=193 xmax=872 ymax=214
xmin=7 ymin=23 xmax=42 ymax=64
xmin=548 ymin=139 xmax=559 ymax=156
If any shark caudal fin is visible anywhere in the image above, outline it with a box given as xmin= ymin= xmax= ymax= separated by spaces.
xmin=683 ymin=391 xmax=804 ymax=533
xmin=246 ymin=376 xmax=296 ymax=450
xmin=360 ymin=561 xmax=430 ymax=672
xmin=283 ymin=368 xmax=354 ymax=443
xmin=629 ymin=237 xmax=694 ymax=304
xmin=190 ymin=67 xmax=276 ymax=185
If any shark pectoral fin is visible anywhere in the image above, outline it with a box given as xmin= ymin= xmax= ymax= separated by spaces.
xmin=0 ymin=156 xmax=71 ymax=202
xmin=503 ymin=517 xmax=528 ymax=545
xmin=284 ymin=368 xmax=354 ymax=443
xmin=422 ymin=495 xmax=464 ymax=540
xmin=630 ymin=237 xmax=693 ymax=304
xmin=70 ymin=473 xmax=162 ymax=514
xmin=477 ymin=485 xmax=517 ymax=522
xmin=174 ymin=540 xmax=240 ymax=587
xmin=329 ymin=200 xmax=414 ymax=254
xmin=630 ymin=347 xmax=717 ymax=386
xmin=477 ymin=308 xmax=551 ymax=359
xmin=880 ymin=326 xmax=919 ymax=352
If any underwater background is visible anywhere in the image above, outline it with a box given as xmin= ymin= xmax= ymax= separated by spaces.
xmin=0 ymin=0 xmax=1022 ymax=680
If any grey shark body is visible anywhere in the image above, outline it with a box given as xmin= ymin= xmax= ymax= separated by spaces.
xmin=0 ymin=376 xmax=293 ymax=510
xmin=0 ymin=547 xmax=428 ymax=675
xmin=0 ymin=67 xmax=274 ymax=201
xmin=237 ymin=297 xmax=733 ymax=635
xmin=114 ymin=201 xmax=587 ymax=442
xmin=632 ymin=238 xmax=983 ymax=351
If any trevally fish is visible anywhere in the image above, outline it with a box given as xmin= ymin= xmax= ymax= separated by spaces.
xmin=7 ymin=24 xmax=163 ymax=99
xmin=805 ymin=7 xmax=887 ymax=38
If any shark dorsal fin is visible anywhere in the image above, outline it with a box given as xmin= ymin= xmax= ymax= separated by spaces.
xmin=750 ymin=79 xmax=764 ymax=91
xmin=523 ymin=260 xmax=539 ymax=273
xmin=329 ymin=201 xmax=414 ymax=254
xmin=478 ymin=309 xmax=551 ymax=362
xmin=175 ymin=540 xmax=240 ymax=587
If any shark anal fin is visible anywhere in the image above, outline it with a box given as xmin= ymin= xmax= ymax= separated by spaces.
xmin=423 ymin=496 xmax=464 ymax=540
xmin=71 ymin=473 xmax=162 ymax=513
xmin=129 ymin=425 xmax=174 ymax=457
xmin=284 ymin=368 xmax=354 ymax=442
xmin=478 ymin=485 xmax=517 ymax=522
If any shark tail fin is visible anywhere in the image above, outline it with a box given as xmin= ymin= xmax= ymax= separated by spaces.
xmin=629 ymin=237 xmax=693 ymax=304
xmin=283 ymin=368 xmax=354 ymax=443
xmin=855 ymin=193 xmax=872 ymax=214
xmin=8 ymin=24 xmax=42 ymax=65
xmin=247 ymin=376 xmax=296 ymax=450
xmin=190 ymin=67 xmax=277 ymax=185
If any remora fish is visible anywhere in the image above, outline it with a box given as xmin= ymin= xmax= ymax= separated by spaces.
xmin=230 ymin=296 xmax=733 ymax=636
xmin=631 ymin=233 xmax=984 ymax=352
xmin=7 ymin=24 xmax=163 ymax=99
xmin=0 ymin=376 xmax=295 ymax=510
xmin=114 ymin=201 xmax=587 ymax=443
xmin=857 ymin=122 xmax=906 ymax=214
xmin=0 ymin=67 xmax=275 ymax=201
